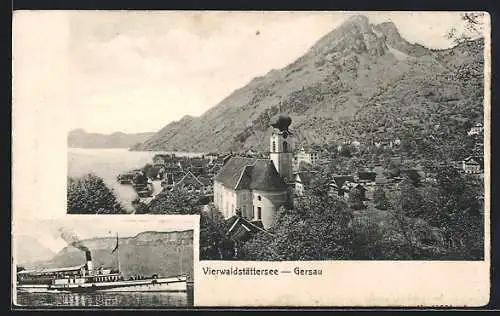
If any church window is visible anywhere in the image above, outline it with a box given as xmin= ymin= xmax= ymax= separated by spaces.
xmin=272 ymin=141 xmax=276 ymax=152
xmin=242 ymin=205 xmax=247 ymax=218
xmin=257 ymin=207 xmax=262 ymax=220
xmin=283 ymin=141 xmax=288 ymax=152
xmin=257 ymin=195 xmax=261 ymax=201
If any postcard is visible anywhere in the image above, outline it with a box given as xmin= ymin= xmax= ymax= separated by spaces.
xmin=12 ymin=10 xmax=490 ymax=307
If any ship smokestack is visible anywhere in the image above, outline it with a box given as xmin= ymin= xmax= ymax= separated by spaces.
xmin=85 ymin=250 xmax=93 ymax=273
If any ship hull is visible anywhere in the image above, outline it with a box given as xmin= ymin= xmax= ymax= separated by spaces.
xmin=16 ymin=284 xmax=51 ymax=293
xmin=50 ymin=276 xmax=188 ymax=293
xmin=17 ymin=276 xmax=188 ymax=293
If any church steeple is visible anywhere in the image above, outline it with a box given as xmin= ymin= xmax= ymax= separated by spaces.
xmin=269 ymin=113 xmax=293 ymax=183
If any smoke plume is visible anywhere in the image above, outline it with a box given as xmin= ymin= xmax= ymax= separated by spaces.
xmin=58 ymin=227 xmax=89 ymax=252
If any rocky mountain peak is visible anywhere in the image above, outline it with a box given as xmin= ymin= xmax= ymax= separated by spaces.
xmin=374 ymin=21 xmax=401 ymax=40
xmin=310 ymin=15 xmax=389 ymax=58
xmin=373 ymin=21 xmax=430 ymax=57
xmin=342 ymin=15 xmax=370 ymax=30
xmin=132 ymin=16 xmax=483 ymax=153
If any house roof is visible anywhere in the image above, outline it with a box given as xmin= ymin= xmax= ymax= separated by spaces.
xmin=175 ymin=171 xmax=205 ymax=187
xmin=353 ymin=183 xmax=367 ymax=191
xmin=332 ymin=175 xmax=355 ymax=188
xmin=215 ymin=157 xmax=288 ymax=191
xmin=198 ymin=176 xmax=212 ymax=186
xmin=163 ymin=165 xmax=183 ymax=172
xmin=225 ymin=215 xmax=271 ymax=241
xmin=464 ymin=156 xmax=483 ymax=164
xmin=357 ymin=171 xmax=377 ymax=181
xmin=401 ymin=169 xmax=424 ymax=179
xmin=295 ymin=171 xmax=314 ymax=186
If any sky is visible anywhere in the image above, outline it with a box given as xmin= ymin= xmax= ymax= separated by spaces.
xmin=66 ymin=11 xmax=476 ymax=134
xmin=13 ymin=215 xmax=196 ymax=253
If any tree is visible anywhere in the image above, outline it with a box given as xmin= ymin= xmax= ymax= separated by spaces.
xmin=430 ymin=166 xmax=484 ymax=259
xmin=351 ymin=211 xmax=400 ymax=260
xmin=133 ymin=171 xmax=148 ymax=185
xmin=340 ymin=144 xmax=354 ymax=158
xmin=373 ymin=186 xmax=390 ymax=210
xmin=67 ymin=173 xmax=125 ymax=214
xmin=446 ymin=13 xmax=485 ymax=44
xmin=199 ymin=204 xmax=235 ymax=260
xmin=131 ymin=198 xmax=149 ymax=214
xmin=241 ymin=194 xmax=354 ymax=260
xmin=238 ymin=231 xmax=277 ymax=260
xmin=445 ymin=13 xmax=485 ymax=97
xmin=386 ymin=159 xmax=401 ymax=178
xmin=399 ymin=178 xmax=423 ymax=218
xmin=348 ymin=186 xmax=366 ymax=210
xmin=147 ymin=188 xmax=202 ymax=214
xmin=142 ymin=163 xmax=162 ymax=180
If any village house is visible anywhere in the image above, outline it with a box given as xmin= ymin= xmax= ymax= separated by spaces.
xmin=467 ymin=122 xmax=484 ymax=136
xmin=294 ymin=171 xmax=316 ymax=197
xmin=400 ymin=168 xmax=425 ymax=187
xmin=345 ymin=183 xmax=368 ymax=202
xmin=205 ymin=152 xmax=219 ymax=163
xmin=462 ymin=156 xmax=483 ymax=174
xmin=225 ymin=211 xmax=269 ymax=243
xmin=373 ymin=165 xmax=388 ymax=185
xmin=213 ymin=115 xmax=294 ymax=229
xmin=173 ymin=170 xmax=211 ymax=194
xmin=293 ymin=146 xmax=319 ymax=171
xmin=222 ymin=209 xmax=275 ymax=258
xmin=356 ymin=170 xmax=377 ymax=199
xmin=152 ymin=154 xmax=175 ymax=166
xmin=198 ymin=176 xmax=213 ymax=194
xmin=161 ymin=165 xmax=185 ymax=190
xmin=329 ymin=175 xmax=355 ymax=198
xmin=374 ymin=138 xmax=400 ymax=149
xmin=356 ymin=171 xmax=377 ymax=184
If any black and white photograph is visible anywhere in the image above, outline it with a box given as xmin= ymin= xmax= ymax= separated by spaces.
xmin=63 ymin=11 xmax=487 ymax=261
xmin=12 ymin=10 xmax=490 ymax=307
xmin=12 ymin=216 xmax=195 ymax=307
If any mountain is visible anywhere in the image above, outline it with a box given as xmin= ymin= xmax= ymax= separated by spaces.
xmin=68 ymin=129 xmax=155 ymax=149
xmin=18 ymin=230 xmax=194 ymax=281
xmin=131 ymin=15 xmax=483 ymax=156
xmin=14 ymin=235 xmax=56 ymax=265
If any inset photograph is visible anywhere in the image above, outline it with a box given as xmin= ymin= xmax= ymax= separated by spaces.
xmin=13 ymin=216 xmax=195 ymax=308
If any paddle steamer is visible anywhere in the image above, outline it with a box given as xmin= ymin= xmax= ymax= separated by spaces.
xmin=16 ymin=236 xmax=188 ymax=293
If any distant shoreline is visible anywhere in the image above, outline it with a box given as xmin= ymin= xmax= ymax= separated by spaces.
xmin=68 ymin=147 xmax=208 ymax=157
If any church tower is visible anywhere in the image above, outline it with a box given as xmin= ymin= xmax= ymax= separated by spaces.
xmin=269 ymin=115 xmax=294 ymax=184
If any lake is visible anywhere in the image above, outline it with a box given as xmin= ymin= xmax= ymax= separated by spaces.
xmin=15 ymin=285 xmax=194 ymax=307
xmin=67 ymin=148 xmax=206 ymax=212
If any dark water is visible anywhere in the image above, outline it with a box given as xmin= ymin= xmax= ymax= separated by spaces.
xmin=15 ymin=288 xmax=193 ymax=308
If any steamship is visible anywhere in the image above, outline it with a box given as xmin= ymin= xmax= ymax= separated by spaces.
xmin=16 ymin=243 xmax=188 ymax=293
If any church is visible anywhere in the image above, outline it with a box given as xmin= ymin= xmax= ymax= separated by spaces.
xmin=213 ymin=115 xmax=294 ymax=229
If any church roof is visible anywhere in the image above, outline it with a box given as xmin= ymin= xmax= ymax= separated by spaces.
xmin=214 ymin=156 xmax=288 ymax=191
